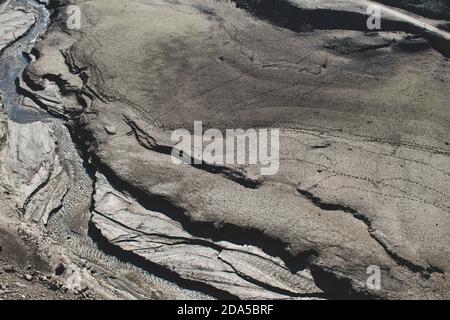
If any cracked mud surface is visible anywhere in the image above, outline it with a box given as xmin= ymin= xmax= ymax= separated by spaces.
xmin=0 ymin=0 xmax=449 ymax=299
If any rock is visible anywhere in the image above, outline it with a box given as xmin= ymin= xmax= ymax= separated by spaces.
xmin=1 ymin=120 xmax=57 ymax=204
xmin=38 ymin=275 xmax=48 ymax=282
xmin=92 ymin=173 xmax=322 ymax=299
xmin=23 ymin=274 xmax=33 ymax=281
xmin=0 ymin=109 xmax=70 ymax=225
xmin=104 ymin=126 xmax=116 ymax=135
xmin=49 ymin=281 xmax=60 ymax=291
xmin=54 ymin=263 xmax=66 ymax=276
xmin=3 ymin=265 xmax=15 ymax=273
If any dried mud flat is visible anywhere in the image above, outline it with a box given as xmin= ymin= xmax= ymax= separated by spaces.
xmin=0 ymin=0 xmax=449 ymax=300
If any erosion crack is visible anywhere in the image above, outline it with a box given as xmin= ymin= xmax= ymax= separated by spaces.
xmin=20 ymin=159 xmax=55 ymax=214
xmin=297 ymin=188 xmax=444 ymax=278
xmin=216 ymin=252 xmax=328 ymax=298
xmin=124 ymin=116 xmax=262 ymax=189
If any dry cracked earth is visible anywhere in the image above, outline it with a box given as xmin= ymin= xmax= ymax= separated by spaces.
xmin=0 ymin=0 xmax=449 ymax=300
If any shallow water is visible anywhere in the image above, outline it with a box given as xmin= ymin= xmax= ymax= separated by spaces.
xmin=0 ymin=0 xmax=50 ymax=123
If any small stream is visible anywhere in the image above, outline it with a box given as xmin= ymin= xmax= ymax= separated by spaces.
xmin=0 ymin=0 xmax=50 ymax=123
